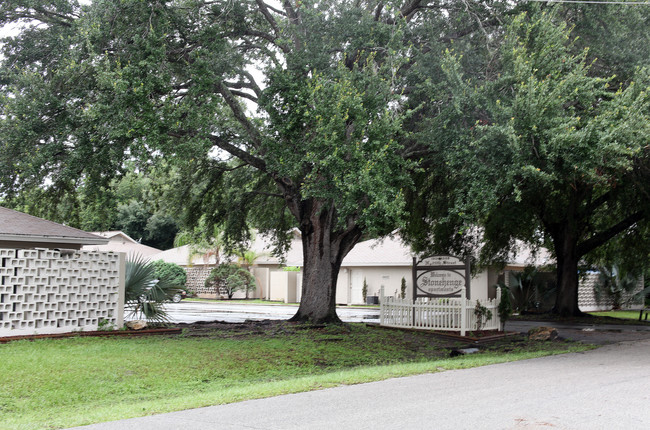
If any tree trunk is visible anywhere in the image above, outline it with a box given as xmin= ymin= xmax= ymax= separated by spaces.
xmin=288 ymin=200 xmax=362 ymax=324
xmin=552 ymin=223 xmax=583 ymax=316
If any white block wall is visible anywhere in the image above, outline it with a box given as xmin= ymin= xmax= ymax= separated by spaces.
xmin=578 ymin=272 xmax=644 ymax=312
xmin=0 ymin=248 xmax=125 ymax=337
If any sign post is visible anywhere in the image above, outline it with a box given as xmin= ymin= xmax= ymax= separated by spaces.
xmin=412 ymin=255 xmax=471 ymax=333
xmin=412 ymin=255 xmax=471 ymax=300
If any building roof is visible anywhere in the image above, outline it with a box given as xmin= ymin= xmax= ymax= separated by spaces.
xmin=150 ymin=231 xmax=554 ymax=270
xmin=0 ymin=206 xmax=108 ymax=246
xmin=342 ymin=236 xmax=414 ymax=267
xmin=151 ymin=232 xmax=303 ymax=267
xmin=505 ymin=240 xmax=554 ymax=268
xmin=82 ymin=231 xmax=162 ymax=258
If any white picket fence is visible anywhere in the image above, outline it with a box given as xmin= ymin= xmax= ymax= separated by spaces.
xmin=380 ymin=287 xmax=501 ymax=336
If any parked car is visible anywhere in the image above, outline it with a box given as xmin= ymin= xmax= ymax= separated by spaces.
xmin=171 ymin=290 xmax=187 ymax=303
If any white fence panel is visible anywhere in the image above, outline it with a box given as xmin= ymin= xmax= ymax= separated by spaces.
xmin=380 ymin=287 xmax=501 ymax=335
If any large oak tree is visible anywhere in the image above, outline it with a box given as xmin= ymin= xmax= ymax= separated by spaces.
xmin=1 ymin=1 xmax=515 ymax=322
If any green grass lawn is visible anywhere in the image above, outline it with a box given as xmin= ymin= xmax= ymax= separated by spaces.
xmin=589 ymin=310 xmax=646 ymax=321
xmin=0 ymin=322 xmax=591 ymax=430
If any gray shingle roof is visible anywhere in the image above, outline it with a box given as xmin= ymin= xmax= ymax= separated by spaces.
xmin=0 ymin=206 xmax=108 ymax=245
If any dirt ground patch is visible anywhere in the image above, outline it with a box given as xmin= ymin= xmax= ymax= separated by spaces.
xmin=172 ymin=319 xmax=584 ymax=358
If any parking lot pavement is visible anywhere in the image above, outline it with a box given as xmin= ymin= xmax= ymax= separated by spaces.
xmin=505 ymin=319 xmax=650 ymax=345
xmin=163 ymin=301 xmax=379 ymax=324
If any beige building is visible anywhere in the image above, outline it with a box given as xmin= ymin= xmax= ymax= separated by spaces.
xmin=153 ymin=233 xmax=510 ymax=304
xmin=82 ymin=231 xmax=161 ymax=258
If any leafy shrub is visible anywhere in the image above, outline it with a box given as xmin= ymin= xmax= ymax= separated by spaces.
xmin=362 ymin=278 xmax=368 ymax=302
xmin=205 ymin=263 xmax=256 ymax=299
xmin=473 ymin=301 xmax=493 ymax=331
xmin=151 ymin=260 xmax=187 ymax=288
xmin=507 ymin=268 xmax=538 ymax=312
xmin=400 ymin=277 xmax=407 ymax=299
xmin=497 ymin=284 xmax=512 ymax=331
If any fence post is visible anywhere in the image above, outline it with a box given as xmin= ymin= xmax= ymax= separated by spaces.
xmin=496 ymin=286 xmax=502 ymax=331
xmin=380 ymin=286 xmax=384 ymax=326
xmin=460 ymin=285 xmax=467 ymax=336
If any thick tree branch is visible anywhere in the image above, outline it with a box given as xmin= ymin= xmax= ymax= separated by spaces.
xmin=216 ymin=81 xmax=263 ymax=149
xmin=581 ymin=189 xmax=614 ymax=220
xmin=255 ymin=0 xmax=281 ymax=36
xmin=166 ymin=128 xmax=266 ymax=172
xmin=207 ymin=134 xmax=268 ymax=172
xmin=577 ymin=211 xmax=646 ymax=257
xmin=399 ymin=1 xmax=424 ymax=22
xmin=229 ymin=89 xmax=258 ymax=103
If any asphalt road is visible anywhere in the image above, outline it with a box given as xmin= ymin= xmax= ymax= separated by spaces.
xmin=71 ymin=338 xmax=650 ymax=430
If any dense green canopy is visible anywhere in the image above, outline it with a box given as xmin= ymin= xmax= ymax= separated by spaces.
xmin=404 ymin=7 xmax=650 ymax=315
xmin=3 ymin=0 xmax=512 ymax=322
xmin=2 ymin=1 xmax=648 ymax=319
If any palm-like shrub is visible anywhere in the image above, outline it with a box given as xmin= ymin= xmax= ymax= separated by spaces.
xmin=125 ymin=255 xmax=180 ymax=322
xmin=595 ymin=267 xmax=641 ymax=310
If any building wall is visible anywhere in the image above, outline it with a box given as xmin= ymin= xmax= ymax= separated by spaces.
xmin=335 ymin=266 xmax=491 ymax=305
xmin=269 ymin=271 xmax=299 ymax=303
xmin=0 ymin=248 xmax=124 ymax=337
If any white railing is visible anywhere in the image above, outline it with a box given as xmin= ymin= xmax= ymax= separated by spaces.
xmin=380 ymin=287 xmax=501 ymax=336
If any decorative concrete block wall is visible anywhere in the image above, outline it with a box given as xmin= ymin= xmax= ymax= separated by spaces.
xmin=185 ymin=265 xmax=215 ymax=295
xmin=0 ymin=248 xmax=125 ymax=337
xmin=578 ymin=272 xmax=644 ymax=312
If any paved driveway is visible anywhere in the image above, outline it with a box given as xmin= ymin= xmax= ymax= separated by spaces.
xmin=71 ymin=339 xmax=650 ymax=429
xmin=164 ymin=301 xmax=380 ymax=323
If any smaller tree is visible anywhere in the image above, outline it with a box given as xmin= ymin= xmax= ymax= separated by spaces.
xmin=400 ymin=277 xmax=407 ymax=299
xmin=236 ymin=250 xmax=264 ymax=299
xmin=362 ymin=278 xmax=369 ymax=303
xmin=151 ymin=260 xmax=187 ymax=288
xmin=205 ymin=263 xmax=255 ymax=300
xmin=595 ymin=267 xmax=640 ymax=310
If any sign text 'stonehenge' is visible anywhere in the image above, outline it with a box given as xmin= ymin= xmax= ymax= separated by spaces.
xmin=412 ymin=255 xmax=471 ymax=300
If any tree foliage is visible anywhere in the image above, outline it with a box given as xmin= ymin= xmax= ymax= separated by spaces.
xmin=7 ymin=2 xmax=646 ymax=320
xmin=408 ymin=8 xmax=650 ymax=316
xmin=151 ymin=260 xmax=187 ymax=289
xmin=1 ymin=0 xmax=519 ymax=323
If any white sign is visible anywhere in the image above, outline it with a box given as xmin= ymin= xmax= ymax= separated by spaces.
xmin=419 ymin=256 xmax=464 ymax=266
xmin=416 ymin=270 xmax=465 ymax=296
